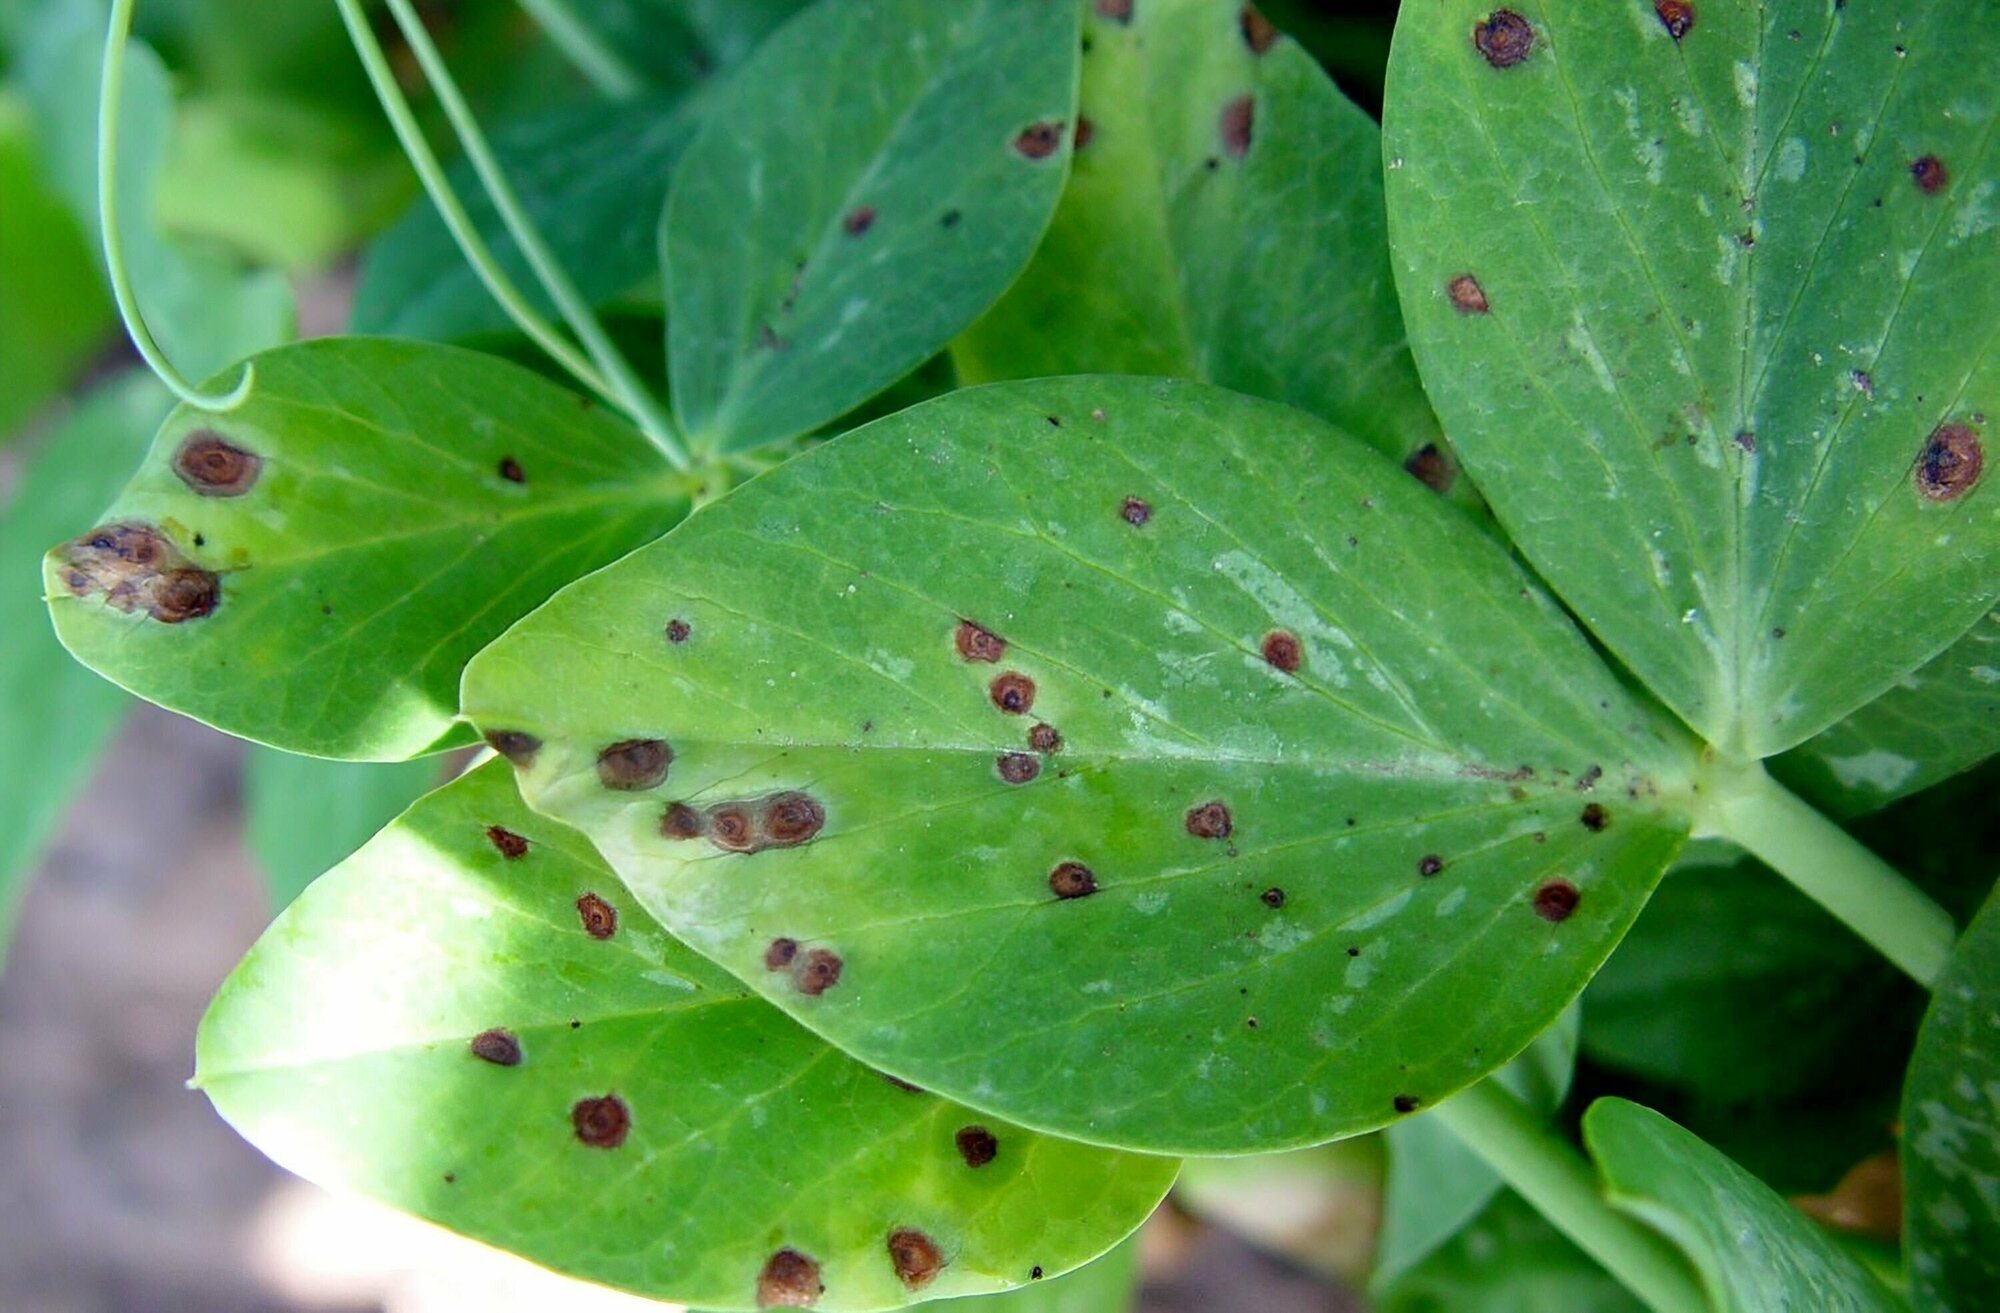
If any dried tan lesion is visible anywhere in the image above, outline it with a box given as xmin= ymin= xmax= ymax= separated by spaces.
xmin=57 ymin=523 xmax=221 ymax=624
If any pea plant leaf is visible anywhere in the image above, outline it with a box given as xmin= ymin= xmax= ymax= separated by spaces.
xmin=665 ymin=0 xmax=1081 ymax=453
xmin=1377 ymin=1189 xmax=1644 ymax=1313
xmin=244 ymin=747 xmax=446 ymax=910
xmin=43 ymin=338 xmax=687 ymax=761
xmin=351 ymin=96 xmax=698 ymax=342
xmin=955 ymin=0 xmax=1449 ymax=486
xmin=553 ymin=0 xmax=813 ymax=94
xmin=1383 ymin=0 xmax=1999 ymax=758
xmin=1903 ymin=884 xmax=2000 ymax=1312
xmin=1584 ymin=1098 xmax=1902 ymax=1313
xmin=461 ymin=376 xmax=1699 ymax=1155
xmin=198 ymin=759 xmax=1173 ymax=1311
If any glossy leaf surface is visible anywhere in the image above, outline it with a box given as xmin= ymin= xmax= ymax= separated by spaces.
xmin=45 ymin=338 xmax=685 ymax=760
xmin=665 ymin=0 xmax=1080 ymax=451
xmin=1903 ymin=886 xmax=2000 ymax=1313
xmin=1585 ymin=1098 xmax=1900 ymax=1313
xmin=956 ymin=0 xmax=1445 ymax=478
xmin=244 ymin=747 xmax=446 ymax=910
xmin=198 ymin=760 xmax=1174 ymax=1311
xmin=1384 ymin=0 xmax=2000 ymax=757
xmin=462 ymin=377 xmax=1697 ymax=1154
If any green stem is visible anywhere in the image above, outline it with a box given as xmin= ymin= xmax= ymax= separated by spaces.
xmin=516 ymin=0 xmax=645 ymax=99
xmin=1696 ymin=760 xmax=1955 ymax=987
xmin=381 ymin=0 xmax=689 ymax=470
xmin=1431 ymin=1082 xmax=1707 ymax=1313
xmin=98 ymin=0 xmax=252 ymax=411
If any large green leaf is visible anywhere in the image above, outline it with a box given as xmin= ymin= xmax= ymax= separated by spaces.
xmin=0 ymin=374 xmax=164 ymax=961
xmin=199 ymin=759 xmax=1173 ymax=1310
xmin=44 ymin=338 xmax=686 ymax=760
xmin=955 ymin=0 xmax=1446 ymax=481
xmin=244 ymin=747 xmax=445 ymax=910
xmin=1585 ymin=1098 xmax=1901 ymax=1313
xmin=1378 ymin=1189 xmax=1644 ymax=1313
xmin=461 ymin=376 xmax=1698 ymax=1154
xmin=1383 ymin=0 xmax=2000 ymax=758
xmin=554 ymin=0 xmax=813 ymax=94
xmin=1903 ymin=885 xmax=2000 ymax=1312
xmin=351 ymin=96 xmax=697 ymax=342
xmin=665 ymin=0 xmax=1080 ymax=452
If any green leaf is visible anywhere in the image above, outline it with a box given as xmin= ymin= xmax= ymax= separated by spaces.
xmin=198 ymin=759 xmax=1174 ymax=1310
xmin=1378 ymin=1189 xmax=1644 ymax=1313
xmin=1773 ymin=606 xmax=2000 ymax=818
xmin=244 ymin=747 xmax=446 ymax=910
xmin=1903 ymin=885 xmax=2000 ymax=1312
xmin=937 ymin=1231 xmax=1141 ymax=1313
xmin=955 ymin=0 xmax=1448 ymax=483
xmin=351 ymin=96 xmax=697 ymax=342
xmin=0 ymin=374 xmax=164 ymax=961
xmin=665 ymin=0 xmax=1081 ymax=452
xmin=553 ymin=0 xmax=813 ymax=94
xmin=44 ymin=338 xmax=687 ymax=760
xmin=1383 ymin=0 xmax=2000 ymax=758
xmin=1585 ymin=1098 xmax=1901 ymax=1313
xmin=461 ymin=376 xmax=1699 ymax=1154
xmin=1375 ymin=1008 xmax=1581 ymax=1290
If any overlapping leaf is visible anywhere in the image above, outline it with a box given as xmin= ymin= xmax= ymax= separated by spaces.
xmin=198 ymin=760 xmax=1174 ymax=1311
xmin=462 ymin=376 xmax=1697 ymax=1154
xmin=1378 ymin=1189 xmax=1644 ymax=1313
xmin=1384 ymin=0 xmax=1999 ymax=757
xmin=244 ymin=747 xmax=444 ymax=909
xmin=665 ymin=0 xmax=1080 ymax=451
xmin=44 ymin=338 xmax=686 ymax=759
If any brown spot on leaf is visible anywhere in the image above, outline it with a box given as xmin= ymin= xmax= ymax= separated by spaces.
xmin=1394 ymin=1095 xmax=1422 ymax=1114
xmin=571 ymin=1093 xmax=630 ymax=1148
xmin=1733 ymin=430 xmax=1758 ymax=454
xmin=1028 ymin=722 xmax=1062 ymax=753
xmin=1014 ymin=121 xmax=1064 ymax=160
xmin=58 ymin=523 xmax=221 ymax=623
xmin=708 ymin=804 xmax=757 ymax=852
xmin=1186 ymin=801 xmax=1234 ymax=839
xmin=1220 ymin=95 xmax=1255 ymax=159
xmin=1261 ymin=630 xmax=1303 ymax=672
xmin=765 ymin=938 xmax=799 ymax=970
xmin=990 ymin=672 xmax=1037 ymax=715
xmin=1418 ymin=854 xmax=1445 ymax=877
xmin=1917 ymin=422 xmax=1982 ymax=500
xmin=1447 ymin=274 xmax=1490 ymax=314
xmin=596 ymin=738 xmax=671 ymax=791
xmin=956 ymin=1126 xmax=999 ymax=1167
xmin=486 ymin=826 xmax=529 ymax=859
xmin=997 ymin=752 xmax=1041 ymax=784
xmin=1261 ymin=887 xmax=1286 ymax=908
xmin=758 ymin=1249 xmax=823 ymax=1308
xmin=1049 ymin=861 xmax=1098 ymax=899
xmin=498 ymin=456 xmax=526 ymax=483
xmin=888 ymin=1229 xmax=946 ymax=1290
xmin=794 ymin=949 xmax=843 ymax=996
xmin=470 ymin=1028 xmax=521 ymax=1066
xmin=1580 ymin=803 xmax=1609 ymax=832
xmin=666 ymin=617 xmax=691 ymax=644
xmin=1534 ymin=879 xmax=1582 ymax=922
xmin=576 ymin=892 xmax=618 ymax=939
xmin=173 ymin=431 xmax=262 ymax=496
xmin=1095 ymin=0 xmax=1133 ymax=22
xmin=763 ymin=792 xmax=827 ymax=847
xmin=1404 ymin=443 xmax=1457 ymax=493
xmin=661 ymin=802 xmax=705 ymax=840
xmin=1120 ymin=496 xmax=1153 ymax=526
xmin=1473 ymin=10 xmax=1535 ymax=67
xmin=1911 ymin=155 xmax=1949 ymax=194
xmin=1576 ymin=764 xmax=1603 ymax=792
xmin=484 ymin=730 xmax=541 ymax=766
xmin=1653 ymin=0 xmax=1694 ymax=40
xmin=956 ymin=619 xmax=1007 ymax=663
xmin=1074 ymin=117 xmax=1095 ymax=151
xmin=1240 ymin=4 xmax=1278 ymax=53
xmin=843 ymin=205 xmax=877 ymax=235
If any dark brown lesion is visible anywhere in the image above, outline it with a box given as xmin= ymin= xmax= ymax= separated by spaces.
xmin=1916 ymin=422 xmax=1982 ymax=501
xmin=1472 ymin=10 xmax=1535 ymax=68
xmin=173 ymin=430 xmax=263 ymax=497
xmin=887 ymin=1228 xmax=946 ymax=1290
xmin=1013 ymin=121 xmax=1066 ymax=160
xmin=58 ymin=522 xmax=221 ymax=624
xmin=681 ymin=791 xmax=827 ymax=855
xmin=757 ymin=1248 xmax=824 ymax=1308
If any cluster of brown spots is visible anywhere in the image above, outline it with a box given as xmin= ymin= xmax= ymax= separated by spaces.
xmin=571 ymin=1093 xmax=630 ymax=1148
xmin=758 ymin=1249 xmax=823 ymax=1308
xmin=997 ymin=752 xmax=1041 ymax=784
xmin=955 ymin=619 xmax=1007 ymax=662
xmin=1653 ymin=0 xmax=1695 ymax=40
xmin=470 ymin=1028 xmax=522 ymax=1066
xmin=664 ymin=791 xmax=826 ymax=853
xmin=1240 ymin=3 xmax=1278 ymax=52
xmin=666 ymin=617 xmax=691 ymax=644
xmin=1404 ymin=443 xmax=1457 ymax=493
xmin=1911 ymin=155 xmax=1949 ymax=194
xmin=1261 ymin=630 xmax=1303 ymax=672
xmin=58 ymin=523 xmax=221 ymax=624
xmin=1394 ymin=1094 xmax=1422 ymax=1114
xmin=1916 ymin=422 xmax=1982 ymax=500
xmin=1049 ymin=861 xmax=1098 ymax=899
xmin=173 ymin=431 xmax=262 ymax=496
xmin=577 ymin=892 xmax=619 ymax=939
xmin=1533 ymin=879 xmax=1581 ymax=922
xmin=1260 ymin=887 xmax=1286 ymax=909
xmin=1074 ymin=117 xmax=1096 ymax=151
xmin=1220 ymin=95 xmax=1255 ymax=159
xmin=1120 ymin=495 xmax=1153 ymax=526
xmin=484 ymin=729 xmax=542 ymax=765
xmin=1028 ymin=722 xmax=1062 ymax=753
xmin=597 ymin=738 xmax=671 ymax=791
xmin=888 ymin=1229 xmax=945 ymax=1290
xmin=1014 ymin=121 xmax=1065 ymax=159
xmin=498 ymin=456 xmax=526 ymax=483
xmin=844 ymin=205 xmax=877 ymax=235
xmin=1447 ymin=274 xmax=1490 ymax=314
xmin=1473 ymin=10 xmax=1535 ymax=67
xmin=794 ymin=948 xmax=844 ymax=996
xmin=1418 ymin=854 xmax=1445 ymax=877
xmin=1094 ymin=0 xmax=1133 ymax=22
xmin=486 ymin=825 xmax=529 ymax=859
xmin=764 ymin=938 xmax=799 ymax=970
xmin=1580 ymin=803 xmax=1609 ymax=832
xmin=1575 ymin=764 xmax=1603 ymax=792
xmin=990 ymin=672 xmax=1037 ymax=714
xmin=1186 ymin=800 xmax=1233 ymax=839
xmin=660 ymin=802 xmax=704 ymax=840
xmin=956 ymin=1125 xmax=999 ymax=1167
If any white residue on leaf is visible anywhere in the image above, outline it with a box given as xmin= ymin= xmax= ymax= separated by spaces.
xmin=1951 ymin=178 xmax=1996 ymax=241
xmin=1732 ymin=60 xmax=1758 ymax=109
xmin=1212 ymin=549 xmax=1356 ymax=687
xmin=1435 ymin=885 xmax=1468 ymax=917
xmin=864 ymin=648 xmax=914 ymax=682
xmin=1081 ymin=979 xmax=1115 ymax=995
xmin=1970 ymin=665 xmax=2000 ymax=685
xmin=1259 ymin=919 xmax=1312 ymax=954
xmin=1343 ymin=952 xmax=1377 ymax=989
xmin=1715 ymin=232 xmax=1741 ymax=286
xmin=1344 ymin=888 xmax=1412 ymax=932
xmin=1614 ymin=88 xmax=1664 ymax=185
xmin=1776 ymin=137 xmax=1807 ymax=183
xmin=1162 ymin=607 xmax=1203 ymax=635
xmin=1565 ymin=311 xmax=1619 ymax=396
xmin=1673 ymin=95 xmax=1705 ymax=139
xmin=1132 ymin=890 xmax=1170 ymax=916
xmin=1828 ymin=750 xmax=1919 ymax=793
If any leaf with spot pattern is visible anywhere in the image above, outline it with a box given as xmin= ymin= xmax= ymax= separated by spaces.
xmin=1383 ymin=0 xmax=1999 ymax=759
xmin=197 ymin=758 xmax=1174 ymax=1311
xmin=665 ymin=0 xmax=1080 ymax=452
xmin=461 ymin=376 xmax=1699 ymax=1154
xmin=43 ymin=338 xmax=687 ymax=760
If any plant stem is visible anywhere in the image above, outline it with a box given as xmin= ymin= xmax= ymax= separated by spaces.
xmin=1696 ymin=760 xmax=1956 ymax=987
xmin=97 ymin=0 xmax=253 ymax=411
xmin=1431 ymin=1082 xmax=1707 ymax=1313
xmin=516 ymin=0 xmax=645 ymax=99
xmin=380 ymin=0 xmax=689 ymax=470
